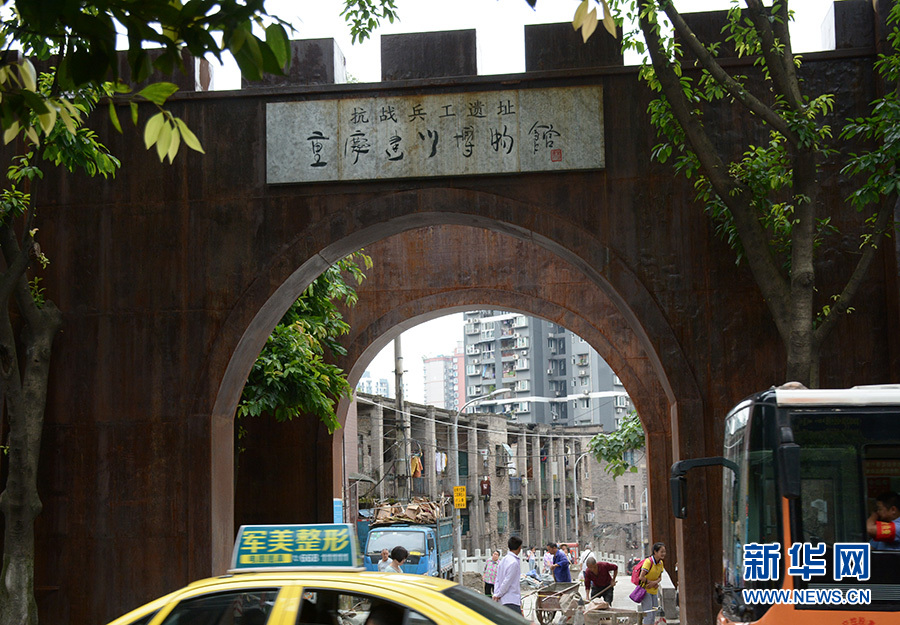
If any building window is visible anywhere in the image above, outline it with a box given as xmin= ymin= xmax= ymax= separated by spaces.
xmin=615 ymin=395 xmax=628 ymax=408
xmin=579 ymin=398 xmax=590 ymax=409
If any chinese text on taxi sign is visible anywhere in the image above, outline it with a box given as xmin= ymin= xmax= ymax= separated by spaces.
xmin=230 ymin=524 xmax=359 ymax=571
xmin=454 ymin=485 xmax=466 ymax=509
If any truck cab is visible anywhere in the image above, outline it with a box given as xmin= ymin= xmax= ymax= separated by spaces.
xmin=364 ymin=521 xmax=453 ymax=577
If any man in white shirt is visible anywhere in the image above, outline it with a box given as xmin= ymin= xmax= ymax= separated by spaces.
xmin=578 ymin=543 xmax=594 ymax=581
xmin=377 ymin=548 xmax=391 ymax=572
xmin=492 ymin=535 xmax=524 ymax=613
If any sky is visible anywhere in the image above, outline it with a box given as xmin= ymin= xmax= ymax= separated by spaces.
xmin=211 ymin=0 xmax=834 ymax=88
xmin=214 ymin=0 xmax=834 ymax=402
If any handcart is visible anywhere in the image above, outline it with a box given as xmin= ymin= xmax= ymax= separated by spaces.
xmin=535 ymin=581 xmax=581 ymax=624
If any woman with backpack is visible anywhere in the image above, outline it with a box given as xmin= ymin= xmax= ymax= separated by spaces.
xmin=635 ymin=542 xmax=666 ymax=624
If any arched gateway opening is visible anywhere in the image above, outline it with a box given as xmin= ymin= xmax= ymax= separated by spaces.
xmin=212 ymin=214 xmax=709 ymax=618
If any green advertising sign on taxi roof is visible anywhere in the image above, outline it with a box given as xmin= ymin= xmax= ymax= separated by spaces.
xmin=230 ymin=523 xmax=360 ymax=572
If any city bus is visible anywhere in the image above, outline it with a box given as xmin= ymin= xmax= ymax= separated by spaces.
xmin=671 ymin=385 xmax=900 ymax=624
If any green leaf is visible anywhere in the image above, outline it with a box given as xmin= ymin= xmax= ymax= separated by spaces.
xmin=175 ymin=118 xmax=204 ymax=153
xmin=108 ymin=101 xmax=122 ymax=133
xmin=582 ymin=8 xmax=598 ymax=43
xmin=18 ymin=59 xmax=37 ymax=92
xmin=167 ymin=125 xmax=181 ymax=163
xmin=3 ymin=121 xmax=20 ymax=144
xmin=137 ymin=82 xmax=179 ymax=106
xmin=573 ymin=0 xmax=589 ymax=30
xmin=265 ymin=23 xmax=291 ymax=69
xmin=143 ymin=112 xmax=166 ymax=150
xmin=155 ymin=119 xmax=172 ymax=161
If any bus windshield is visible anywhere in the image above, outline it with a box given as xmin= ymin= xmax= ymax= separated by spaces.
xmin=722 ymin=401 xmax=780 ymax=590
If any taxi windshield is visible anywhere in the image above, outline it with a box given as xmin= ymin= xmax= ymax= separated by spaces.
xmin=366 ymin=529 xmax=426 ymax=553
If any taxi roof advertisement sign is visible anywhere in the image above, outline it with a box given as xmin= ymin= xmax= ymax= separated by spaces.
xmin=230 ymin=524 xmax=361 ymax=572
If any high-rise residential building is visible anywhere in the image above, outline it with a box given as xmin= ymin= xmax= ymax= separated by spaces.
xmin=356 ymin=371 xmax=390 ymax=397
xmin=422 ymin=342 xmax=464 ymax=411
xmin=462 ymin=310 xmax=631 ymax=430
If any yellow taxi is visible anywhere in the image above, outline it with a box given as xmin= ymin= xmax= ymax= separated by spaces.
xmin=107 ymin=524 xmax=532 ymax=625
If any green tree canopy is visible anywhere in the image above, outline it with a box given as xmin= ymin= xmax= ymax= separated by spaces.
xmin=558 ymin=0 xmax=900 ymax=387
xmin=0 ymin=3 xmax=397 ymax=623
xmin=238 ymin=252 xmax=373 ymax=437
xmin=588 ymin=410 xmax=645 ymax=478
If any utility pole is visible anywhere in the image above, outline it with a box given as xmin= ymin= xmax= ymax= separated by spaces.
xmin=394 ymin=337 xmax=410 ymax=502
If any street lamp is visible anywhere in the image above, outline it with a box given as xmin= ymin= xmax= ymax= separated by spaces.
xmin=573 ymin=451 xmax=591 ymax=547
xmin=451 ymin=387 xmax=511 ymax=581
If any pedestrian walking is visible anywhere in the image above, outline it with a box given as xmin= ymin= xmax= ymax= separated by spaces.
xmin=637 ymin=542 xmax=666 ymax=624
xmin=385 ymin=546 xmax=408 ymax=574
xmin=492 ymin=536 xmax=524 ymax=614
xmin=483 ymin=550 xmax=501 ymax=596
xmin=547 ymin=542 xmax=571 ymax=582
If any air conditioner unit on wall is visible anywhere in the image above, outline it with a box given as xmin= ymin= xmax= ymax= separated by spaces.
xmin=620 ymin=502 xmax=631 ymax=511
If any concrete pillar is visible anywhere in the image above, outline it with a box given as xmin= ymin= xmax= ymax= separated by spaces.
xmin=559 ymin=438 xmax=569 ymax=540
xmin=468 ymin=423 xmax=482 ymax=552
xmin=241 ymin=38 xmax=346 ymax=88
xmin=518 ymin=431 xmax=528 ymax=547
xmin=549 ymin=436 xmax=558 ymax=541
xmin=372 ymin=401 xmax=384 ymax=500
xmin=381 ymin=30 xmax=477 ymax=81
xmin=532 ymin=432 xmax=543 ymax=548
xmin=425 ymin=406 xmax=437 ymax=498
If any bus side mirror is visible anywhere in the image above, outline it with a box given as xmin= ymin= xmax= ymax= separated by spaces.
xmin=670 ymin=457 xmax=739 ymax=519
xmin=671 ymin=475 xmax=687 ymax=519
xmin=777 ymin=443 xmax=800 ymax=499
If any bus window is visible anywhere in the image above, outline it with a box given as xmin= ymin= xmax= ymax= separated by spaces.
xmin=863 ymin=445 xmax=900 ymax=550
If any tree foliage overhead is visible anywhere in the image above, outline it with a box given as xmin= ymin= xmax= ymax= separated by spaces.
xmin=560 ymin=0 xmax=900 ymax=387
xmin=0 ymin=72 xmax=120 ymax=625
xmin=588 ymin=410 xmax=645 ymax=478
xmin=0 ymin=2 xmax=396 ymax=623
xmin=238 ymin=252 xmax=373 ymax=437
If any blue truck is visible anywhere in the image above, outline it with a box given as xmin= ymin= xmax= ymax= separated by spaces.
xmin=363 ymin=517 xmax=454 ymax=577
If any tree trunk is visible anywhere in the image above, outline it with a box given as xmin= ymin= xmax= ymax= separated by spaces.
xmin=0 ymin=297 xmax=62 ymax=625
xmin=783 ymin=151 xmax=821 ymax=387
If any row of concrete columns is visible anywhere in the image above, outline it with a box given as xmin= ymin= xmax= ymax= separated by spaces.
xmin=361 ymin=400 xmax=592 ymax=550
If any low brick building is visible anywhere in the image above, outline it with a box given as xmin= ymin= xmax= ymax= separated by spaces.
xmin=348 ymin=393 xmax=648 ymax=560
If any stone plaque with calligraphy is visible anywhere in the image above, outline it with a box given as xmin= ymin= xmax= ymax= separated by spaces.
xmin=266 ymin=85 xmax=604 ymax=184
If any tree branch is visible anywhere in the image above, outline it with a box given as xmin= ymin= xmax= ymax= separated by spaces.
xmin=639 ymin=5 xmax=793 ymax=335
xmin=814 ymin=200 xmax=895 ymax=344
xmin=661 ymin=3 xmax=799 ymax=143
xmin=744 ymin=0 xmax=804 ymax=111
xmin=0 ymin=225 xmax=32 ymax=313
xmin=0 ymin=226 xmax=41 ymax=330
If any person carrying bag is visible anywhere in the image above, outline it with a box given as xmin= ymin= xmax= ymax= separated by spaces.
xmin=632 ymin=542 xmax=666 ymax=625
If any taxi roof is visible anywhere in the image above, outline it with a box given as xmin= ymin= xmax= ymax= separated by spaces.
xmin=184 ymin=569 xmax=458 ymax=593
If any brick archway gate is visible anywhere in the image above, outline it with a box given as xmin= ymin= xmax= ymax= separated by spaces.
xmin=220 ymin=195 xmax=738 ymax=625
xmin=29 ymin=23 xmax=897 ymax=624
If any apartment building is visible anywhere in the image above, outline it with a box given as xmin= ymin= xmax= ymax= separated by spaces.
xmin=422 ymin=342 xmax=464 ymax=411
xmin=462 ymin=310 xmax=632 ymax=429
xmin=356 ymin=371 xmax=390 ymax=397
